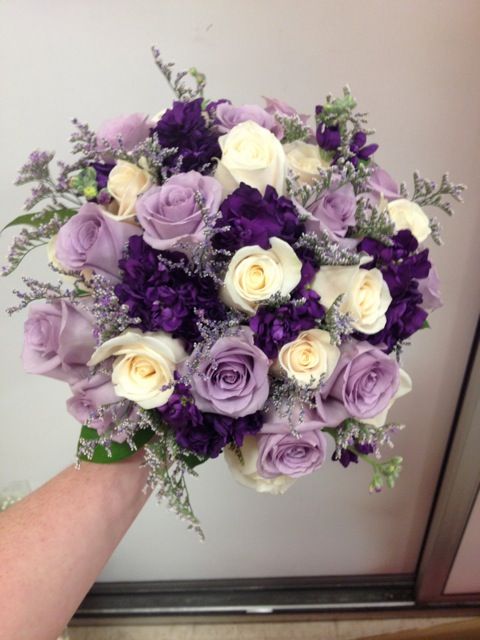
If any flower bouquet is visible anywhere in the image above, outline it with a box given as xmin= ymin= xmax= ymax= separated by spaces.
xmin=2 ymin=49 xmax=464 ymax=537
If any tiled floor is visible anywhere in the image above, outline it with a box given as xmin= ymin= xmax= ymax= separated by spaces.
xmin=66 ymin=617 xmax=475 ymax=640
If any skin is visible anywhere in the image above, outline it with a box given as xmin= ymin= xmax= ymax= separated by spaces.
xmin=0 ymin=450 xmax=152 ymax=640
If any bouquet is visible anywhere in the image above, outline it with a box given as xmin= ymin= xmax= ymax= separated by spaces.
xmin=2 ymin=49 xmax=464 ymax=538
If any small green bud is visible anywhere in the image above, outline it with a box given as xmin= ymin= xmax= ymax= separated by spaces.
xmin=83 ymin=185 xmax=98 ymax=200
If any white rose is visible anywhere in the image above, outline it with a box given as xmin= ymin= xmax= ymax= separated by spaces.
xmin=277 ymin=329 xmax=340 ymax=388
xmin=107 ymin=160 xmax=151 ymax=220
xmin=214 ymin=120 xmax=287 ymax=197
xmin=364 ymin=368 xmax=412 ymax=426
xmin=311 ymin=260 xmax=392 ymax=334
xmin=221 ymin=237 xmax=302 ymax=315
xmin=284 ymin=141 xmax=331 ymax=185
xmin=88 ymin=329 xmax=186 ymax=409
xmin=387 ymin=198 xmax=431 ymax=243
xmin=224 ymin=436 xmax=296 ymax=495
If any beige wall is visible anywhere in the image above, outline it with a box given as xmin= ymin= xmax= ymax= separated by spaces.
xmin=1 ymin=0 xmax=480 ymax=580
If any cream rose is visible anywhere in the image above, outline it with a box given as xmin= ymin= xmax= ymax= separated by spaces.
xmin=224 ymin=436 xmax=296 ymax=495
xmin=387 ymin=198 xmax=431 ymax=243
xmin=284 ymin=141 xmax=331 ymax=185
xmin=311 ymin=260 xmax=392 ymax=334
xmin=277 ymin=329 xmax=340 ymax=388
xmin=88 ymin=329 xmax=186 ymax=409
xmin=214 ymin=120 xmax=287 ymax=197
xmin=221 ymin=237 xmax=302 ymax=315
xmin=363 ymin=368 xmax=412 ymax=427
xmin=107 ymin=160 xmax=151 ymax=220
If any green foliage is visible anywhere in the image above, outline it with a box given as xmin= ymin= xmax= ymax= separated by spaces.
xmin=76 ymin=425 xmax=156 ymax=464
xmin=1 ymin=208 xmax=75 ymax=234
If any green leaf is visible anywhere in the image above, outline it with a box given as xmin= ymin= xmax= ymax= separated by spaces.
xmin=1 ymin=208 xmax=76 ymax=234
xmin=421 ymin=320 xmax=430 ymax=329
xmin=179 ymin=452 xmax=206 ymax=470
xmin=77 ymin=425 xmax=156 ymax=464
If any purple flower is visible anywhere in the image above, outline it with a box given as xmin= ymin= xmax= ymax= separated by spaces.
xmin=22 ymin=299 xmax=95 ymax=384
xmin=357 ymin=230 xmax=431 ymax=351
xmin=212 ymin=183 xmax=304 ymax=252
xmin=91 ymin=162 xmax=115 ymax=190
xmin=67 ymin=372 xmax=123 ymax=435
xmin=96 ymin=113 xmax=151 ymax=160
xmin=316 ymin=106 xmax=378 ymax=166
xmin=158 ymin=383 xmax=263 ymax=458
xmin=176 ymin=411 xmax=264 ymax=459
xmin=315 ymin=342 xmax=400 ymax=426
xmin=263 ymin=96 xmax=310 ymax=127
xmin=250 ymin=291 xmax=325 ymax=359
xmin=335 ymin=441 xmax=375 ymax=467
xmin=151 ymin=98 xmax=220 ymax=175
xmin=55 ymin=203 xmax=141 ymax=281
xmin=114 ymin=236 xmax=226 ymax=351
xmin=367 ymin=166 xmax=401 ymax=202
xmin=418 ymin=264 xmax=443 ymax=312
xmin=257 ymin=408 xmax=327 ymax=478
xmin=305 ymin=182 xmax=357 ymax=239
xmin=136 ymin=171 xmax=222 ymax=250
xmin=186 ymin=327 xmax=270 ymax=418
xmin=215 ymin=103 xmax=283 ymax=138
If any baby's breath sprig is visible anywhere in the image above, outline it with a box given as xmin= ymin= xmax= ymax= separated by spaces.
xmin=294 ymin=231 xmax=360 ymax=266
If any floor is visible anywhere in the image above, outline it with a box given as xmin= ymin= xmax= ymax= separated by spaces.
xmin=66 ymin=616 xmax=479 ymax=639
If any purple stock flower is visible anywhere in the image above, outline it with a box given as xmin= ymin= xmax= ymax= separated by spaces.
xmin=185 ymin=327 xmax=270 ymax=418
xmin=90 ymin=162 xmax=115 ymax=190
xmin=158 ymin=382 xmax=263 ymax=458
xmin=335 ymin=441 xmax=375 ymax=468
xmin=316 ymin=105 xmax=378 ymax=167
xmin=212 ymin=183 xmax=304 ymax=252
xmin=114 ymin=235 xmax=226 ymax=351
xmin=357 ymin=230 xmax=431 ymax=351
xmin=250 ymin=290 xmax=325 ymax=359
xmin=151 ymin=98 xmax=220 ymax=175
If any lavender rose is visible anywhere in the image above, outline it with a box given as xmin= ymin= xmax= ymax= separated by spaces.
xmin=418 ymin=264 xmax=443 ymax=312
xmin=257 ymin=408 xmax=328 ymax=478
xmin=186 ymin=327 xmax=270 ymax=418
xmin=263 ymin=96 xmax=310 ymax=126
xmin=367 ymin=166 xmax=401 ymax=202
xmin=136 ymin=171 xmax=222 ymax=250
xmin=67 ymin=373 xmax=121 ymax=434
xmin=215 ymin=103 xmax=283 ymax=138
xmin=305 ymin=182 xmax=356 ymax=239
xmin=96 ymin=113 xmax=151 ymax=160
xmin=55 ymin=203 xmax=140 ymax=280
xmin=22 ymin=299 xmax=95 ymax=384
xmin=315 ymin=342 xmax=400 ymax=425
